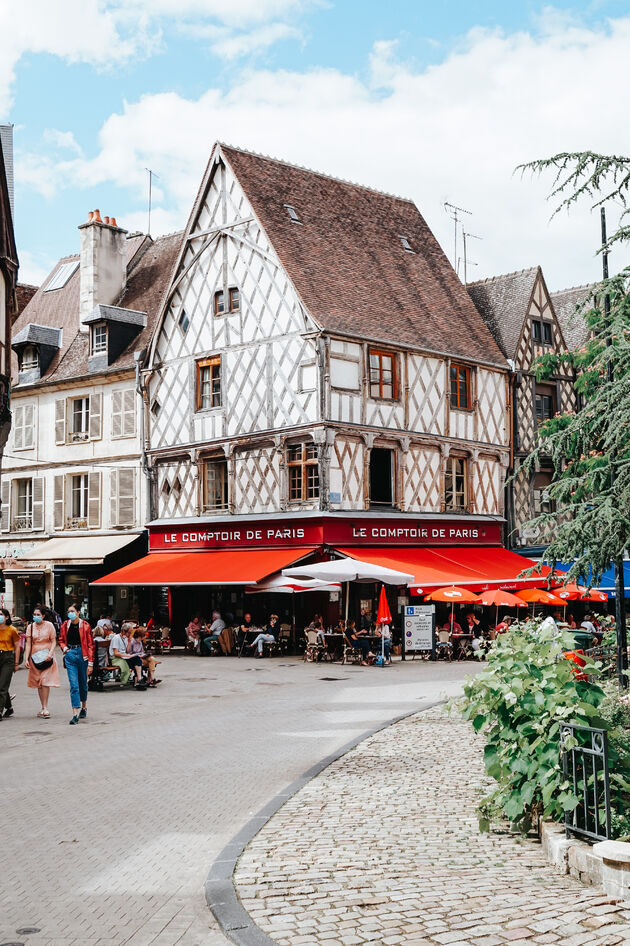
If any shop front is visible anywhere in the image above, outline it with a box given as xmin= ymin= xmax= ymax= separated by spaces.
xmin=92 ymin=512 xmax=544 ymax=643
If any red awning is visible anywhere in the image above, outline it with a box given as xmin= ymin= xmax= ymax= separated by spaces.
xmin=91 ymin=547 xmax=317 ymax=586
xmin=336 ymin=546 xmax=549 ymax=594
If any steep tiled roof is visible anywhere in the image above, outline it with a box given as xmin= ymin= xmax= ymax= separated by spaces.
xmin=550 ymin=285 xmax=592 ymax=351
xmin=220 ymin=145 xmax=507 ymax=369
xmin=12 ymin=231 xmax=183 ymax=386
xmin=467 ymin=268 xmax=539 ymax=360
xmin=15 ymin=283 xmax=38 ymax=319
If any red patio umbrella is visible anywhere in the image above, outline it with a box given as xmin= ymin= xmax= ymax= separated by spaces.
xmin=556 ymin=582 xmax=607 ymax=602
xmin=515 ymin=588 xmax=565 ymax=606
xmin=376 ymin=585 xmax=392 ymax=665
xmin=474 ymin=588 xmax=527 ymax=626
xmin=425 ymin=585 xmax=479 ymax=633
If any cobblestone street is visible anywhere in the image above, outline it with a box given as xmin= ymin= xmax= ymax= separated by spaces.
xmin=235 ymin=708 xmax=630 ymax=946
xmin=0 ymin=655 xmax=466 ymax=946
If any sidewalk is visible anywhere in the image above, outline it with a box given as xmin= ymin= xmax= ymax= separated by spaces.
xmin=234 ymin=708 xmax=630 ymax=946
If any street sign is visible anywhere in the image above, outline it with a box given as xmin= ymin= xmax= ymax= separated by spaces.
xmin=403 ymin=604 xmax=435 ymax=655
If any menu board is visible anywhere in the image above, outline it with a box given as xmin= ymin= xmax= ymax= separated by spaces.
xmin=403 ymin=605 xmax=435 ymax=652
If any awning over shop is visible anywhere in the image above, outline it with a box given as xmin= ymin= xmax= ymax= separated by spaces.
xmin=91 ymin=547 xmax=318 ymax=586
xmin=555 ymin=560 xmax=630 ymax=596
xmin=336 ymin=546 xmax=549 ymax=594
xmin=14 ymin=534 xmax=141 ymax=566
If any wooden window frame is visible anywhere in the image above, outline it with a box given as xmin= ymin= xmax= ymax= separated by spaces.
xmin=449 ymin=363 xmax=472 ymax=411
xmin=21 ymin=345 xmax=39 ymax=371
xmin=287 ymin=443 xmax=319 ymax=502
xmin=196 ymin=356 xmax=221 ymax=411
xmin=368 ymin=348 xmax=398 ymax=401
xmin=214 ymin=290 xmax=226 ymax=316
xmin=90 ymin=322 xmax=108 ymax=356
xmin=535 ymin=384 xmax=556 ymax=427
xmin=228 ymin=287 xmax=240 ymax=312
xmin=532 ymin=319 xmax=542 ymax=341
xmin=202 ymin=458 xmax=229 ymax=511
xmin=444 ymin=456 xmax=468 ymax=512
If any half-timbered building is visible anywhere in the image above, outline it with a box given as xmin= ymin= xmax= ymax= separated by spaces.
xmin=468 ymin=267 xmax=577 ymax=553
xmin=0 ymin=134 xmax=17 ymax=481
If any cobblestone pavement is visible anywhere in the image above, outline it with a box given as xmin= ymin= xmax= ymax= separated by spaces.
xmin=235 ymin=708 xmax=630 ymax=946
xmin=0 ymin=654 xmax=469 ymax=946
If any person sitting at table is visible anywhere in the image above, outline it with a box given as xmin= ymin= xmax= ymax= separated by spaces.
xmin=495 ymin=615 xmax=512 ymax=634
xmin=186 ymin=615 xmax=203 ymax=653
xmin=375 ymin=621 xmax=392 ymax=663
xmin=109 ymin=622 xmax=145 ymax=688
xmin=201 ymin=611 xmax=226 ymax=655
xmin=360 ymin=608 xmax=372 ymax=633
xmin=580 ymin=612 xmax=599 ymax=644
xmin=566 ymin=612 xmax=577 ymax=629
xmin=237 ymin=613 xmax=254 ymax=650
xmin=347 ymin=619 xmax=374 ymax=664
xmin=309 ymin=613 xmax=324 ymax=631
xmin=93 ymin=624 xmax=113 ymax=668
xmin=249 ymin=614 xmax=278 ymax=657
xmin=445 ymin=614 xmax=463 ymax=635
xmin=464 ymin=610 xmax=481 ymax=633
xmin=129 ymin=628 xmax=160 ymax=686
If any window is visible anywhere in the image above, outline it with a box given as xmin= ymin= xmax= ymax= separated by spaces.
xmin=13 ymin=403 xmax=35 ymax=450
xmin=70 ymin=474 xmax=89 ymax=519
xmin=21 ymin=345 xmax=39 ymax=370
xmin=399 ymin=235 xmax=414 ymax=253
xmin=15 ymin=478 xmax=32 ymax=529
xmin=283 ymin=204 xmax=301 ymax=223
xmin=450 ymin=364 xmax=471 ymax=410
xmin=535 ymin=385 xmax=556 ymax=426
xmin=533 ymin=472 xmax=555 ymax=515
xmin=368 ymin=349 xmax=397 ymax=400
xmin=229 ymin=288 xmax=240 ymax=312
xmin=179 ymin=309 xmax=190 ymax=334
xmin=203 ymin=459 xmax=228 ymax=510
xmin=90 ymin=323 xmax=107 ymax=355
xmin=532 ymin=320 xmax=553 ymax=345
xmin=543 ymin=322 xmax=552 ymax=344
xmin=112 ymin=389 xmax=136 ymax=439
xmin=287 ymin=444 xmax=319 ymax=501
xmin=70 ymin=397 xmax=90 ymax=437
xmin=43 ymin=260 xmax=79 ymax=292
xmin=151 ymin=399 xmax=161 ymax=418
xmin=196 ymin=356 xmax=221 ymax=410
xmin=369 ymin=448 xmax=395 ymax=506
xmin=214 ymin=290 xmax=226 ymax=315
xmin=444 ymin=457 xmax=467 ymax=511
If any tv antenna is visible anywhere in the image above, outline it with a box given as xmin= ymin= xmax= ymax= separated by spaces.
xmin=145 ymin=168 xmax=159 ymax=236
xmin=462 ymin=230 xmax=482 ymax=285
xmin=444 ymin=201 xmax=472 ymax=275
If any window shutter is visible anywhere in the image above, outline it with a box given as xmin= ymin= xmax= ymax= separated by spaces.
xmin=1 ymin=479 xmax=10 ymax=532
xmin=123 ymin=389 xmax=136 ymax=437
xmin=31 ymin=476 xmax=44 ymax=530
xmin=112 ymin=390 xmax=123 ymax=438
xmin=13 ymin=404 xmax=23 ymax=449
xmin=53 ymin=475 xmax=64 ymax=529
xmin=110 ymin=468 xmax=118 ymax=527
xmin=88 ymin=471 xmax=101 ymax=528
xmin=89 ymin=393 xmax=102 ymax=440
xmin=23 ymin=403 xmax=35 ymax=448
xmin=55 ymin=399 xmax=66 ymax=445
xmin=118 ymin=468 xmax=136 ymax=526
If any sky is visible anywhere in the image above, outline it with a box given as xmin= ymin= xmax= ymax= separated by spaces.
xmin=2 ymin=0 xmax=630 ymax=290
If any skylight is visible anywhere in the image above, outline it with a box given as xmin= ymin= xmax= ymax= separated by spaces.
xmin=43 ymin=260 xmax=79 ymax=292
xmin=399 ymin=236 xmax=414 ymax=253
xmin=283 ymin=204 xmax=301 ymax=223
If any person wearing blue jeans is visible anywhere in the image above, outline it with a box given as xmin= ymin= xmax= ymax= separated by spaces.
xmin=59 ymin=608 xmax=94 ymax=725
xmin=64 ymin=646 xmax=88 ymax=716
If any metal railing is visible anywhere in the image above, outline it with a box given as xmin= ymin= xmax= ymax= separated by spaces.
xmin=12 ymin=515 xmax=33 ymax=531
xmin=561 ymin=723 xmax=611 ymax=842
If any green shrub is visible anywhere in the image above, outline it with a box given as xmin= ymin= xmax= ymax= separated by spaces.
xmin=458 ymin=616 xmax=608 ymax=834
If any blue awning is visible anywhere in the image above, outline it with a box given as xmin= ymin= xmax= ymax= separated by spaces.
xmin=555 ymin=560 xmax=630 ymax=596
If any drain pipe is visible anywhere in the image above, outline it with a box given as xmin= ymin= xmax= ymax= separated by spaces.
xmin=134 ymin=349 xmax=153 ymax=524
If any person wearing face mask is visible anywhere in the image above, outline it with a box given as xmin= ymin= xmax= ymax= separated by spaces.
xmin=24 ymin=606 xmax=60 ymax=718
xmin=58 ymin=606 xmax=94 ymax=725
xmin=0 ymin=607 xmax=21 ymax=720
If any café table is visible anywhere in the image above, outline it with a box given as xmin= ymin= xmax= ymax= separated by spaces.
xmin=451 ymin=633 xmax=473 ymax=659
xmin=323 ymin=632 xmax=345 ymax=661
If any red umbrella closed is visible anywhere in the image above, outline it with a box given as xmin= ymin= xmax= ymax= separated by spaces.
xmin=376 ymin=585 xmax=392 ymax=624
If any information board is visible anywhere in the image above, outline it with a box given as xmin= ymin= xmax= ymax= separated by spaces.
xmin=403 ymin=605 xmax=435 ymax=652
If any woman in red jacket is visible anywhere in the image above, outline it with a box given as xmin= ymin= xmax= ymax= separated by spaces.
xmin=58 ymin=606 xmax=94 ymax=725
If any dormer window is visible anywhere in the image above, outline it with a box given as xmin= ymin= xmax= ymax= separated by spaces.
xmin=21 ymin=345 xmax=39 ymax=371
xmin=90 ymin=323 xmax=108 ymax=356
xmin=284 ymin=204 xmax=301 ymax=223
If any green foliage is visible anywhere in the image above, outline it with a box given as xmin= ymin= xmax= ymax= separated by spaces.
xmin=458 ymin=616 xmax=607 ymax=833
xmin=598 ymin=687 xmax=630 ymax=838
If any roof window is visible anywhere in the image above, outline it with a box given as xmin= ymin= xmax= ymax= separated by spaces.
xmin=43 ymin=260 xmax=79 ymax=292
xmin=283 ymin=204 xmax=301 ymax=224
xmin=399 ymin=235 xmax=414 ymax=253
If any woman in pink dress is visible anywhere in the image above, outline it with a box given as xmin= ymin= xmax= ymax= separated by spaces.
xmin=24 ymin=607 xmax=60 ymax=718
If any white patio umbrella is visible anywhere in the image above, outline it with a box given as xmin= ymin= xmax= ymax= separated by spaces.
xmin=244 ymin=575 xmax=343 ymax=651
xmin=283 ymin=557 xmax=414 ymax=621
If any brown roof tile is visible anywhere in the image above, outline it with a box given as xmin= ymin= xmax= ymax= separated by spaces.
xmin=12 ymin=231 xmax=184 ymax=387
xmin=467 ymin=267 xmax=539 ymax=360
xmin=220 ymin=145 xmax=507 ymax=369
xmin=15 ymin=283 xmax=38 ymax=320
xmin=550 ymin=285 xmax=592 ymax=351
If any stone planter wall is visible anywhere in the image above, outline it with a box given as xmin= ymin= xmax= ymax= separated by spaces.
xmin=541 ymin=821 xmax=630 ymax=901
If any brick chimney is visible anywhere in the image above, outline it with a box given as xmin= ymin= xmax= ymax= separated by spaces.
xmin=78 ymin=210 xmax=128 ymax=332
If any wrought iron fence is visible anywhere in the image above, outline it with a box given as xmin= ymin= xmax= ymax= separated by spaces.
xmin=561 ymin=723 xmax=611 ymax=842
xmin=583 ymin=645 xmax=618 ymax=681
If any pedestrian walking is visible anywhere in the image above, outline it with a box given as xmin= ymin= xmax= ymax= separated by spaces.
xmin=0 ymin=607 xmax=21 ymax=720
xmin=24 ymin=607 xmax=60 ymax=718
xmin=59 ymin=606 xmax=94 ymax=725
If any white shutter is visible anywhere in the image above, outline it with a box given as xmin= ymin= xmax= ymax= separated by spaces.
xmin=23 ymin=403 xmax=34 ymax=449
xmin=123 ymin=389 xmax=136 ymax=437
xmin=55 ymin=399 xmax=66 ymax=445
xmin=13 ymin=404 xmax=23 ymax=449
xmin=88 ymin=471 xmax=101 ymax=528
xmin=112 ymin=390 xmax=123 ymax=439
xmin=31 ymin=476 xmax=44 ymax=530
xmin=53 ymin=475 xmax=64 ymax=529
xmin=115 ymin=468 xmax=136 ymax=526
xmin=1 ymin=479 xmax=10 ymax=532
xmin=110 ymin=468 xmax=118 ymax=526
xmin=89 ymin=393 xmax=102 ymax=440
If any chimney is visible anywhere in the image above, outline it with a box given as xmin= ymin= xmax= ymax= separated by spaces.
xmin=78 ymin=210 xmax=128 ymax=331
xmin=0 ymin=124 xmax=14 ymax=219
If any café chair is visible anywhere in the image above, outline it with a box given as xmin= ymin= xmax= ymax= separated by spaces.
xmin=303 ymin=628 xmax=326 ymax=662
xmin=436 ymin=628 xmax=453 ymax=660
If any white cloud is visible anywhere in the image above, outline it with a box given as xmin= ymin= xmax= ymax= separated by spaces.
xmin=208 ymin=22 xmax=303 ymax=59
xmin=15 ymin=13 xmax=630 ymax=289
xmin=17 ymin=250 xmax=55 ymax=286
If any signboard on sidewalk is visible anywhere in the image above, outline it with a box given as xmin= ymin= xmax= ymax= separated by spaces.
xmin=403 ymin=605 xmax=435 ymax=653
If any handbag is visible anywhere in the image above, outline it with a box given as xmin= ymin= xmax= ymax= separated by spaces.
xmin=28 ymin=625 xmax=54 ymax=672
